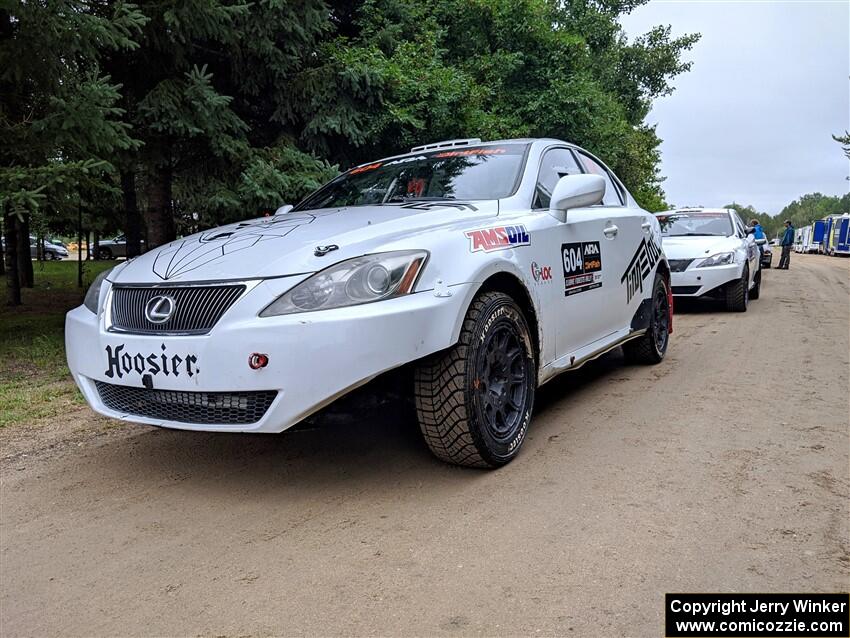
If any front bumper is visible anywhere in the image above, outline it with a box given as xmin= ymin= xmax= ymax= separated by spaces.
xmin=669 ymin=263 xmax=741 ymax=297
xmin=66 ymin=280 xmax=476 ymax=433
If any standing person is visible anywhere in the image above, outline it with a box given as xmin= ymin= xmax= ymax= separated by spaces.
xmin=749 ymin=219 xmax=766 ymax=240
xmin=750 ymin=218 xmax=766 ymax=260
xmin=778 ymin=220 xmax=794 ymax=269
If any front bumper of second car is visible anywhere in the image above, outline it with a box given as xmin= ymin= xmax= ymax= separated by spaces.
xmin=669 ymin=262 xmax=741 ymax=297
xmin=66 ymin=279 xmax=476 ymax=433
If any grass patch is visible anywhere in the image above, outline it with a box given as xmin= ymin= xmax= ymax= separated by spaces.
xmin=1 ymin=260 xmax=117 ymax=427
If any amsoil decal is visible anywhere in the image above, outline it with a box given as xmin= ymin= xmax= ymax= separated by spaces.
xmin=466 ymin=225 xmax=530 ymax=252
xmin=561 ymin=241 xmax=603 ymax=296
xmin=105 ymin=344 xmax=198 ymax=380
xmin=530 ymin=262 xmax=553 ymax=283
xmin=620 ymin=236 xmax=661 ymax=303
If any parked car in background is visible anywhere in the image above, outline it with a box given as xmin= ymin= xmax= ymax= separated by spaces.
xmin=760 ymin=241 xmax=773 ymax=268
xmin=30 ymin=236 xmax=69 ymax=260
xmin=656 ymin=208 xmax=761 ymax=312
xmin=67 ymin=137 xmax=673 ymax=468
xmin=98 ymin=234 xmax=145 ymax=259
xmin=1 ymin=236 xmax=69 ymax=260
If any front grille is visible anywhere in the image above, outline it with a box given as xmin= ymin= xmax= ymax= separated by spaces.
xmin=95 ymin=381 xmax=276 ymax=425
xmin=110 ymin=285 xmax=245 ymax=334
xmin=672 ymin=285 xmax=701 ymax=295
xmin=668 ymin=259 xmax=694 ymax=272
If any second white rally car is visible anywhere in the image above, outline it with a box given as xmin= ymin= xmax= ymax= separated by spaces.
xmin=656 ymin=208 xmax=762 ymax=312
xmin=67 ymin=138 xmax=672 ymax=468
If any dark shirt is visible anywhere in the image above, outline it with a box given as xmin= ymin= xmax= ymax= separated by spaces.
xmin=781 ymin=226 xmax=794 ymax=246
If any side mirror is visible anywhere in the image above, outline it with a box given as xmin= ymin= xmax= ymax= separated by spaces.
xmin=548 ymin=174 xmax=605 ymax=223
xmin=275 ymin=204 xmax=293 ymax=215
xmin=755 ymin=238 xmax=767 ymax=246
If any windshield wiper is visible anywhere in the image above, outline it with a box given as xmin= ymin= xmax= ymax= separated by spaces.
xmin=385 ymin=195 xmax=456 ymax=204
xmin=673 ymin=233 xmax=723 ymax=237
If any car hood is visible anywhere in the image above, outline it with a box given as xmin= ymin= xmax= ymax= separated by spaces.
xmin=661 ymin=235 xmax=740 ymax=260
xmin=111 ymin=201 xmax=498 ymax=284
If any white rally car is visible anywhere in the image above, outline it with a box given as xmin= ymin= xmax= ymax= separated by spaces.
xmin=656 ymin=208 xmax=762 ymax=312
xmin=67 ymin=138 xmax=672 ymax=468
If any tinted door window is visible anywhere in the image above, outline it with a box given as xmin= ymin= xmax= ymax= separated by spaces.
xmin=576 ymin=152 xmax=623 ymax=206
xmin=533 ymin=148 xmax=583 ymax=209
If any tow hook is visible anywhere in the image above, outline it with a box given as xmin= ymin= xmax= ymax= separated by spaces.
xmin=249 ymin=353 xmax=269 ymax=370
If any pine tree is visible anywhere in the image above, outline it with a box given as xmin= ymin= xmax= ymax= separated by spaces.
xmin=0 ymin=0 xmax=146 ymax=304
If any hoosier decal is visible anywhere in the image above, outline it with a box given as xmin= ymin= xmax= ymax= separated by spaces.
xmin=561 ymin=241 xmax=602 ymax=296
xmin=465 ymin=225 xmax=530 ymax=252
xmin=104 ymin=343 xmax=199 ymax=380
xmin=620 ymin=236 xmax=661 ymax=303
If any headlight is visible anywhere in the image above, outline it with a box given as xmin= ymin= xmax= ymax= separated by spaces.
xmin=260 ymin=250 xmax=428 ymax=316
xmin=83 ymin=268 xmax=113 ymax=314
xmin=696 ymin=252 xmax=735 ymax=268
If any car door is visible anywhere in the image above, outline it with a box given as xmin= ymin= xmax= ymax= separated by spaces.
xmin=113 ymin=235 xmax=127 ymax=258
xmin=733 ymin=212 xmax=758 ymax=284
xmin=535 ymin=147 xmax=635 ymax=358
xmin=572 ymin=150 xmax=649 ymax=340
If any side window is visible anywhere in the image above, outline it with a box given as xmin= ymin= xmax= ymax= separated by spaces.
xmin=576 ymin=152 xmax=623 ymax=206
xmin=533 ymin=148 xmax=583 ymax=209
xmin=732 ymin=214 xmax=745 ymax=237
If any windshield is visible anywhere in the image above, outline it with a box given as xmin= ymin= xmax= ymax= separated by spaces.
xmin=294 ymin=143 xmax=529 ymax=211
xmin=656 ymin=212 xmax=734 ymax=237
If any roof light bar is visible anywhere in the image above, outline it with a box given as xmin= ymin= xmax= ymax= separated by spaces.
xmin=410 ymin=138 xmax=483 ymax=153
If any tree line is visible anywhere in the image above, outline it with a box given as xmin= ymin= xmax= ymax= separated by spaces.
xmin=3 ymin=0 xmax=703 ymax=305
xmin=728 ymin=192 xmax=850 ymax=240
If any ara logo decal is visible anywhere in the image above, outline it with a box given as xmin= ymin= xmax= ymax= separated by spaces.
xmin=620 ymin=236 xmax=661 ymax=303
xmin=561 ymin=241 xmax=603 ymax=296
xmin=531 ymin=262 xmax=553 ymax=283
xmin=465 ymin=225 xmax=530 ymax=252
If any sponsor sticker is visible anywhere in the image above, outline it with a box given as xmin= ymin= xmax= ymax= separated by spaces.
xmin=466 ymin=225 xmax=530 ymax=252
xmin=620 ymin=236 xmax=661 ymax=303
xmin=433 ymin=147 xmax=508 ymax=158
xmin=348 ymin=162 xmax=382 ymax=175
xmin=530 ymin=262 xmax=553 ymax=283
xmin=105 ymin=343 xmax=199 ymax=380
xmin=561 ymin=241 xmax=603 ymax=296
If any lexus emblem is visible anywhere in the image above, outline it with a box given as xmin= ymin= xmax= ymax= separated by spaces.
xmin=145 ymin=295 xmax=176 ymax=324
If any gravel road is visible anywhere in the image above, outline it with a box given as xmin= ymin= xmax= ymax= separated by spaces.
xmin=1 ymin=254 xmax=847 ymax=637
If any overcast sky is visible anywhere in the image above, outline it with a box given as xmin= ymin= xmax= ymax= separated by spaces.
xmin=619 ymin=0 xmax=850 ymax=214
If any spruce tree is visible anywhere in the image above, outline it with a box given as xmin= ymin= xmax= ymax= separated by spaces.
xmin=0 ymin=0 xmax=146 ymax=304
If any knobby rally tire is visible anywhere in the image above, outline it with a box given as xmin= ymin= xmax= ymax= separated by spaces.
xmin=750 ymin=269 xmax=761 ymax=300
xmin=414 ymin=292 xmax=536 ymax=468
xmin=725 ymin=266 xmax=749 ymax=312
xmin=623 ymin=273 xmax=670 ymax=365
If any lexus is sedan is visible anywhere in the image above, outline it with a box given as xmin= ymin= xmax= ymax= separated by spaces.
xmin=67 ymin=138 xmax=672 ymax=468
xmin=656 ymin=208 xmax=762 ymax=311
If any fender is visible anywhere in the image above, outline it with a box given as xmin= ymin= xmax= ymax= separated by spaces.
xmin=446 ymin=258 xmax=543 ymax=349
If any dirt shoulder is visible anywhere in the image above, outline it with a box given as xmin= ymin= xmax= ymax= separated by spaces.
xmin=1 ymin=254 xmax=848 ymax=637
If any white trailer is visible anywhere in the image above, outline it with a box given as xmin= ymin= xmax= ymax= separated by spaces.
xmin=797 ymin=225 xmax=820 ymax=253
xmin=794 ymin=227 xmax=806 ymax=253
